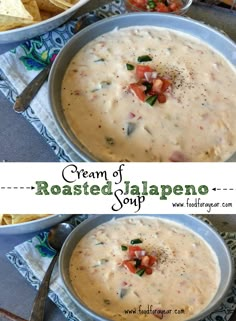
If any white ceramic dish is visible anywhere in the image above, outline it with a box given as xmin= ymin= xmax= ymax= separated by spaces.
xmin=59 ymin=214 xmax=234 ymax=321
xmin=0 ymin=214 xmax=71 ymax=235
xmin=0 ymin=0 xmax=89 ymax=44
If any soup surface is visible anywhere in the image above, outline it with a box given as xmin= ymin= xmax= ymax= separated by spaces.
xmin=69 ymin=217 xmax=220 ymax=321
xmin=61 ymin=26 xmax=236 ymax=162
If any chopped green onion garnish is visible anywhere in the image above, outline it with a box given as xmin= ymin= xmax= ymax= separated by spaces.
xmin=149 ymin=3 xmax=156 ymax=9
xmin=94 ymin=58 xmax=105 ymax=62
xmin=126 ymin=63 xmax=135 ymax=70
xmin=136 ymin=268 xmax=145 ymax=277
xmin=92 ymin=264 xmax=100 ymax=267
xmin=137 ymin=55 xmax=152 ymax=62
xmin=101 ymin=81 xmax=111 ymax=88
xmin=126 ymin=122 xmax=136 ymax=136
xmin=146 ymin=95 xmax=158 ymax=106
xmin=130 ymin=238 xmax=142 ymax=244
xmin=119 ymin=288 xmax=128 ymax=298
xmin=95 ymin=242 xmax=104 ymax=245
xmin=121 ymin=245 xmax=128 ymax=251
xmin=147 ymin=0 xmax=156 ymax=8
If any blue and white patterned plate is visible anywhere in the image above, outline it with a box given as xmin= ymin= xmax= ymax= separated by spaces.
xmin=0 ymin=2 xmax=124 ymax=162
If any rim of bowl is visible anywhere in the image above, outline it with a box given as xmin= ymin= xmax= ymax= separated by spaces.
xmin=49 ymin=12 xmax=236 ymax=162
xmin=0 ymin=0 xmax=89 ymax=37
xmin=59 ymin=214 xmax=234 ymax=321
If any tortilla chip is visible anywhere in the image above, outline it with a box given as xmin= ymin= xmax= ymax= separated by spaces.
xmin=0 ymin=214 xmax=52 ymax=225
xmin=35 ymin=0 xmax=63 ymax=13
xmin=52 ymin=0 xmax=73 ymax=7
xmin=0 ymin=0 xmax=33 ymax=20
xmin=0 ymin=14 xmax=34 ymax=31
xmin=10 ymin=214 xmax=50 ymax=224
xmin=39 ymin=9 xmax=54 ymax=20
xmin=22 ymin=0 xmax=42 ymax=21
xmin=49 ymin=0 xmax=69 ymax=9
xmin=1 ymin=214 xmax=12 ymax=225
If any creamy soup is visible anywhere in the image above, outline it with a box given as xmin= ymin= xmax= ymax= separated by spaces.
xmin=61 ymin=27 xmax=236 ymax=162
xmin=69 ymin=217 xmax=220 ymax=321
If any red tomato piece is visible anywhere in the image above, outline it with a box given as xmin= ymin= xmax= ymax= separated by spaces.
xmin=136 ymin=65 xmax=154 ymax=81
xmin=169 ymin=1 xmax=182 ymax=11
xmin=157 ymin=93 xmax=167 ymax=103
xmin=148 ymin=255 xmax=157 ymax=266
xmin=123 ymin=260 xmax=136 ymax=273
xmin=139 ymin=265 xmax=147 ymax=270
xmin=156 ymin=2 xmax=169 ymax=12
xmin=129 ymin=245 xmax=143 ymax=258
xmin=145 ymin=267 xmax=153 ymax=275
xmin=161 ymin=78 xmax=172 ymax=92
xmin=169 ymin=2 xmax=178 ymax=10
xmin=130 ymin=0 xmax=146 ymax=9
xmin=129 ymin=83 xmax=146 ymax=101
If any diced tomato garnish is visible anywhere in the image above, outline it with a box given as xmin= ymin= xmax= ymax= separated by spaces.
xmin=129 ymin=0 xmax=146 ymax=9
xmin=157 ymin=93 xmax=167 ymax=104
xmin=129 ymin=0 xmax=183 ymax=11
xmin=129 ymin=245 xmax=143 ymax=258
xmin=129 ymin=83 xmax=146 ymax=101
xmin=122 ymin=245 xmax=157 ymax=276
xmin=145 ymin=267 xmax=153 ymax=275
xmin=148 ymin=255 xmax=157 ymax=266
xmin=161 ymin=78 xmax=172 ymax=92
xmin=141 ymin=255 xmax=150 ymax=266
xmin=129 ymin=245 xmax=143 ymax=252
xmin=156 ymin=2 xmax=170 ymax=12
xmin=123 ymin=260 xmax=136 ymax=273
xmin=136 ymin=65 xmax=154 ymax=80
xmin=169 ymin=2 xmax=178 ymax=10
xmin=168 ymin=1 xmax=182 ymax=11
xmin=147 ymin=90 xmax=158 ymax=96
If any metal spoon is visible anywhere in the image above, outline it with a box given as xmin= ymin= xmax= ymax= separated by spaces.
xmin=29 ymin=222 xmax=74 ymax=321
xmin=13 ymin=13 xmax=102 ymax=113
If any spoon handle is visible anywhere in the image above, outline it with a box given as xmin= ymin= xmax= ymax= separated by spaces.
xmin=13 ymin=62 xmax=52 ymax=113
xmin=29 ymin=253 xmax=59 ymax=321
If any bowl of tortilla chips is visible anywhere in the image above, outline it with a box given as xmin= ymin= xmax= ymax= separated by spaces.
xmin=0 ymin=213 xmax=71 ymax=235
xmin=0 ymin=0 xmax=89 ymax=44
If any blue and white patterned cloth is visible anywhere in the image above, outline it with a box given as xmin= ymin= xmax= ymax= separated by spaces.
xmin=0 ymin=1 xmax=125 ymax=162
xmin=6 ymin=215 xmax=236 ymax=321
